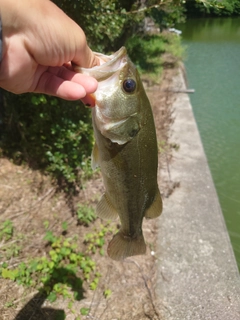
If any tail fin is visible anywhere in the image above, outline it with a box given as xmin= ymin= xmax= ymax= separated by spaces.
xmin=107 ymin=231 xmax=146 ymax=261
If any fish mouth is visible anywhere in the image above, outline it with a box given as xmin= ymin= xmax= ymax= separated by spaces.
xmin=75 ymin=47 xmax=128 ymax=81
xmin=93 ymin=47 xmax=127 ymax=70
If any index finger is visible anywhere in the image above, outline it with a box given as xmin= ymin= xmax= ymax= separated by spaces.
xmin=35 ymin=66 xmax=98 ymax=100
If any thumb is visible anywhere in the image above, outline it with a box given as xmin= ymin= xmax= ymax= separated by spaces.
xmin=77 ymin=44 xmax=100 ymax=69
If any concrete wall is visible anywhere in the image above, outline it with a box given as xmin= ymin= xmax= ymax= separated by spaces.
xmin=156 ymin=69 xmax=240 ymax=319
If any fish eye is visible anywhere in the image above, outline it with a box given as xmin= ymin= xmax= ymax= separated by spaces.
xmin=122 ymin=79 xmax=136 ymax=93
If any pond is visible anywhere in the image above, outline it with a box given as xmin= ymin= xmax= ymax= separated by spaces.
xmin=177 ymin=17 xmax=240 ymax=268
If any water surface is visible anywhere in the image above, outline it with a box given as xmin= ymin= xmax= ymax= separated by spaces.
xmin=177 ymin=17 xmax=240 ymax=268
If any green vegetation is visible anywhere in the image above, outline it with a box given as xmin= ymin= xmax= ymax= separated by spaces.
xmin=103 ymin=288 xmax=112 ymax=299
xmin=0 ymin=221 xmax=25 ymax=264
xmin=0 ymin=219 xmax=113 ymax=304
xmin=126 ymin=31 xmax=184 ymax=82
xmin=76 ymin=204 xmax=96 ymax=226
xmin=0 ymin=93 xmax=93 ymax=188
xmin=53 ymin=0 xmax=186 ymax=52
xmin=80 ymin=307 xmax=90 ymax=316
xmin=0 ymin=220 xmax=14 ymax=241
xmin=84 ymin=222 xmax=116 ymax=256
xmin=185 ymin=0 xmax=240 ymax=16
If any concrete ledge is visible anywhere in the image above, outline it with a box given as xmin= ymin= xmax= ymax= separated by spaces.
xmin=156 ymin=69 xmax=240 ymax=319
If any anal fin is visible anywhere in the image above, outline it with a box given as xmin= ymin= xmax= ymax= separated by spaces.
xmin=96 ymin=193 xmax=119 ymax=221
xmin=145 ymin=189 xmax=163 ymax=219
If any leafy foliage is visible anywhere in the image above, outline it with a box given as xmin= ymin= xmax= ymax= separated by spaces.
xmin=53 ymin=0 xmax=138 ymax=52
xmin=0 ymin=92 xmax=93 ymax=187
xmin=0 ymin=218 xmax=116 ymax=305
xmin=76 ymin=204 xmax=97 ymax=226
xmin=103 ymin=288 xmax=112 ymax=298
xmin=185 ymin=0 xmax=240 ymax=16
xmin=0 ymin=221 xmax=25 ymax=264
xmin=126 ymin=31 xmax=184 ymax=82
xmin=126 ymin=34 xmax=166 ymax=74
xmin=147 ymin=0 xmax=186 ymax=29
xmin=0 ymin=220 xmax=14 ymax=241
xmin=53 ymin=0 xmax=188 ymax=52
xmin=80 ymin=307 xmax=90 ymax=316
xmin=84 ymin=223 xmax=116 ymax=256
xmin=0 ymin=230 xmax=101 ymax=302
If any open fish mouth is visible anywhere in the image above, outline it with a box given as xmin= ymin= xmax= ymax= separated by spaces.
xmin=76 ymin=47 xmax=128 ymax=81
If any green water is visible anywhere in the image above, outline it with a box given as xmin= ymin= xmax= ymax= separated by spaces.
xmin=177 ymin=17 xmax=240 ymax=268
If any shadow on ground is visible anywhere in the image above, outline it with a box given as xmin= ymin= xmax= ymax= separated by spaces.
xmin=14 ymin=291 xmax=65 ymax=320
xmin=14 ymin=267 xmax=85 ymax=320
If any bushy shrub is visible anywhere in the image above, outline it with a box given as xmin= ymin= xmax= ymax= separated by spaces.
xmin=0 ymin=92 xmax=93 ymax=187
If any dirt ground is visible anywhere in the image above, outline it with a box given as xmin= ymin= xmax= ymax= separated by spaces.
xmin=0 ymin=66 xmax=181 ymax=320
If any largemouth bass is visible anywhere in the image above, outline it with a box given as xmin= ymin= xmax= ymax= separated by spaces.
xmin=75 ymin=47 xmax=162 ymax=261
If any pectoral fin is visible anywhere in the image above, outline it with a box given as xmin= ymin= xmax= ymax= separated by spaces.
xmin=145 ymin=189 xmax=162 ymax=219
xmin=96 ymin=193 xmax=119 ymax=220
xmin=91 ymin=142 xmax=100 ymax=170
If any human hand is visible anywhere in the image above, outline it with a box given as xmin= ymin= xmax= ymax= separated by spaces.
xmin=0 ymin=0 xmax=99 ymax=101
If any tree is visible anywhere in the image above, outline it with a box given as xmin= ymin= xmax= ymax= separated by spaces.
xmin=53 ymin=0 xmax=186 ymax=51
xmin=185 ymin=0 xmax=240 ymax=16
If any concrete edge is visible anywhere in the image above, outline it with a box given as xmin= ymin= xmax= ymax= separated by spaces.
xmin=156 ymin=67 xmax=240 ymax=320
